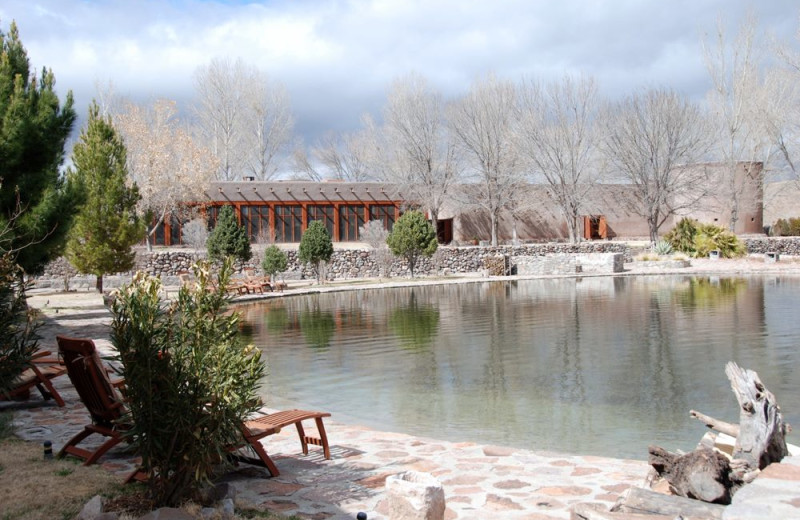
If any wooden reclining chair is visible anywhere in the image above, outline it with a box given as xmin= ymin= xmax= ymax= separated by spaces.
xmin=56 ymin=335 xmax=129 ymax=466
xmin=0 ymin=350 xmax=66 ymax=407
xmin=239 ymin=409 xmax=332 ymax=477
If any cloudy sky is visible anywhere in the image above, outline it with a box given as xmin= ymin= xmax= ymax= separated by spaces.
xmin=3 ymin=1 xmax=799 ymax=145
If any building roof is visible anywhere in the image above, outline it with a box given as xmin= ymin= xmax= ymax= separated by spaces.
xmin=204 ymin=181 xmax=403 ymax=204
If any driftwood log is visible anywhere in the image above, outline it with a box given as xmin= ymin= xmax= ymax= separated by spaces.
xmin=647 ymin=445 xmax=733 ymax=504
xmin=610 ymin=487 xmax=726 ymax=519
xmin=724 ymin=362 xmax=788 ymax=469
xmin=647 ymin=362 xmax=789 ymax=505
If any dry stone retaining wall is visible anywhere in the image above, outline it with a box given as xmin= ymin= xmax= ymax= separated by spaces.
xmin=742 ymin=236 xmax=800 ymax=255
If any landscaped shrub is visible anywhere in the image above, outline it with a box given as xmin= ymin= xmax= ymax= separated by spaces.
xmin=181 ymin=218 xmax=209 ymax=249
xmin=261 ymin=245 xmax=288 ymax=280
xmin=652 ymin=240 xmax=674 ymax=256
xmin=298 ymin=221 xmax=333 ymax=283
xmin=664 ymin=218 xmax=745 ymax=258
xmin=207 ymin=206 xmax=252 ymax=263
xmin=110 ymin=259 xmax=264 ymax=507
xmin=0 ymin=253 xmax=39 ymax=397
xmin=664 ymin=218 xmax=698 ymax=254
xmin=386 ymin=210 xmax=438 ymax=277
xmin=772 ymin=218 xmax=800 ymax=237
xmin=692 ymin=224 xmax=746 ymax=258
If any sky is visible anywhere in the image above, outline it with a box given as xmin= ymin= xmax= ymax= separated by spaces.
xmin=3 ymin=1 xmax=800 ymax=147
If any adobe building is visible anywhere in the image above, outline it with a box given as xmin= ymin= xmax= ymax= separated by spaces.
xmin=151 ymin=162 xmax=765 ymax=246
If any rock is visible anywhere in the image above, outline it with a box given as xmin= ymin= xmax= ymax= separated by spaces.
xmin=220 ymin=498 xmax=235 ymax=518
xmin=78 ymin=495 xmax=104 ymax=520
xmin=137 ymin=507 xmax=195 ymax=520
xmin=386 ymin=470 xmax=446 ymax=520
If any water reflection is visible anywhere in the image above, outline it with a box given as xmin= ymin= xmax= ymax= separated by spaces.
xmin=239 ymin=275 xmax=800 ymax=460
xmin=388 ymin=291 xmax=440 ymax=349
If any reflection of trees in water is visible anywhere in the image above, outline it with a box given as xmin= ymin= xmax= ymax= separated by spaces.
xmin=263 ymin=306 xmax=290 ymax=332
xmin=299 ymin=307 xmax=336 ymax=349
xmin=388 ymin=291 xmax=440 ymax=350
xmin=673 ymin=277 xmax=747 ymax=310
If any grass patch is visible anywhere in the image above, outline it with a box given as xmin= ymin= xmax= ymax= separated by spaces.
xmin=0 ymin=437 xmax=123 ymax=520
xmin=0 ymin=434 xmax=302 ymax=519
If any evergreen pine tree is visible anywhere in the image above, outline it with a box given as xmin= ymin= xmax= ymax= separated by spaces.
xmin=0 ymin=21 xmax=77 ymax=273
xmin=206 ymin=205 xmax=252 ymax=263
xmin=66 ymin=101 xmax=145 ymax=293
xmin=386 ymin=210 xmax=437 ymax=277
xmin=298 ymin=221 xmax=333 ymax=283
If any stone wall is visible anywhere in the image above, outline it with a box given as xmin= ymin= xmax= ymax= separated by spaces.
xmin=33 ymin=242 xmax=632 ymax=289
xmin=515 ymin=253 xmax=624 ymax=276
xmin=742 ymin=237 xmax=800 ymax=255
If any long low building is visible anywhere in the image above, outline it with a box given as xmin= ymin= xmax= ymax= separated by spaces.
xmin=152 ymin=162 xmax=766 ymax=246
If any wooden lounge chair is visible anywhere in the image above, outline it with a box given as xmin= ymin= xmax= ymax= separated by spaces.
xmin=56 ymin=335 xmax=129 ymax=466
xmin=0 ymin=350 xmax=66 ymax=407
xmin=239 ymin=409 xmax=332 ymax=477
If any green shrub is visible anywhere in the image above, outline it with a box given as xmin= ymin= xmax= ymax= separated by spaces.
xmin=386 ymin=211 xmax=438 ymax=277
xmin=207 ymin=206 xmax=252 ymax=263
xmin=664 ymin=218 xmax=746 ymax=258
xmin=692 ymin=223 xmax=746 ymax=258
xmin=110 ymin=258 xmax=264 ymax=507
xmin=652 ymin=240 xmax=674 ymax=256
xmin=664 ymin=218 xmax=698 ymax=254
xmin=261 ymin=245 xmax=288 ymax=280
xmin=0 ymin=253 xmax=39 ymax=397
xmin=298 ymin=221 xmax=333 ymax=283
xmin=772 ymin=218 xmax=800 ymax=237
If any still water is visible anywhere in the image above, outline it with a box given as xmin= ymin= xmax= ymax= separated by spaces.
xmin=238 ymin=275 xmax=800 ymax=460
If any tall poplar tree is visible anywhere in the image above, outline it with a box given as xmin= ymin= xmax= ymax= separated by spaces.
xmin=66 ymin=102 xmax=144 ymax=293
xmin=0 ymin=20 xmax=77 ymax=273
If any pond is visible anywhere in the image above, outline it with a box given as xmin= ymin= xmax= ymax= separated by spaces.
xmin=238 ymin=275 xmax=800 ymax=460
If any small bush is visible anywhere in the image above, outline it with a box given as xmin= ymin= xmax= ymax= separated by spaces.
xmin=664 ymin=218 xmax=745 ymax=259
xmin=261 ymin=245 xmax=288 ymax=280
xmin=692 ymin=224 xmax=746 ymax=258
xmin=181 ymin=218 xmax=209 ymax=249
xmin=772 ymin=218 xmax=800 ymax=237
xmin=110 ymin=259 xmax=264 ymax=507
xmin=664 ymin=218 xmax=698 ymax=254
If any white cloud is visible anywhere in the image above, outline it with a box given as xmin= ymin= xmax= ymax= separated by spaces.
xmin=3 ymin=0 xmax=799 ymax=144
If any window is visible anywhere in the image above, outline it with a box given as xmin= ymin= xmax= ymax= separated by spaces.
xmin=206 ymin=206 xmax=220 ymax=231
xmin=339 ymin=205 xmax=364 ymax=241
xmin=275 ymin=205 xmax=303 ymax=242
xmin=369 ymin=204 xmax=396 ymax=231
xmin=241 ymin=205 xmax=270 ymax=242
xmin=169 ymin=213 xmax=181 ymax=246
xmin=308 ymin=205 xmax=335 ymax=238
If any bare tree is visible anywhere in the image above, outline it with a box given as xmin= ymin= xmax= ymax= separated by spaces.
xmin=447 ymin=73 xmax=521 ymax=246
xmin=382 ymin=73 xmax=461 ymax=235
xmin=193 ymin=57 xmax=248 ymax=181
xmin=703 ymin=14 xmax=771 ymax=231
xmin=602 ymin=88 xmax=710 ymax=242
xmin=114 ymin=98 xmax=217 ymax=250
xmin=516 ymin=74 xmax=602 ymax=243
xmin=292 ymin=115 xmax=380 ymax=181
xmin=241 ymin=70 xmax=293 ymax=180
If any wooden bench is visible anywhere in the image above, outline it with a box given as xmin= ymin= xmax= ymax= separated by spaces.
xmin=239 ymin=409 xmax=331 ymax=476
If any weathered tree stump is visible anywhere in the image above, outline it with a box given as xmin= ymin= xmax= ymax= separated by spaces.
xmin=724 ymin=361 xmax=788 ymax=470
xmin=647 ymin=362 xmax=789 ymax=504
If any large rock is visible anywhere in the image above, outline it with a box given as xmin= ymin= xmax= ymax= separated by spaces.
xmin=386 ymin=470 xmax=445 ymax=520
